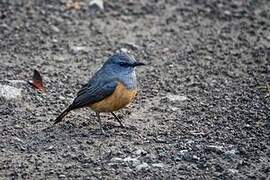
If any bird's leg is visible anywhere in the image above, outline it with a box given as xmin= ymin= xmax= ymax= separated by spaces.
xmin=96 ymin=112 xmax=105 ymax=135
xmin=111 ymin=112 xmax=124 ymax=127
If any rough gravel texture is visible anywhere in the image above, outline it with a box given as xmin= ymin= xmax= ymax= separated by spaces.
xmin=0 ymin=0 xmax=270 ymax=179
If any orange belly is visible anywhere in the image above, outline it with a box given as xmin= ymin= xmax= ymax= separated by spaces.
xmin=90 ymin=82 xmax=137 ymax=112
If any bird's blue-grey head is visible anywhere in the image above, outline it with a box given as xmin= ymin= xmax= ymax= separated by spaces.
xmin=103 ymin=52 xmax=145 ymax=76
xmin=92 ymin=52 xmax=145 ymax=89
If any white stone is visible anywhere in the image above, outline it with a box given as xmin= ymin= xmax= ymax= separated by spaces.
xmin=123 ymin=156 xmax=140 ymax=165
xmin=119 ymin=48 xmax=128 ymax=53
xmin=167 ymin=94 xmax=188 ymax=102
xmin=0 ymin=84 xmax=22 ymax=100
xmin=51 ymin=25 xmax=60 ymax=33
xmin=152 ymin=163 xmax=165 ymax=168
xmin=134 ymin=149 xmax=147 ymax=155
xmin=227 ymin=169 xmax=238 ymax=174
xmin=111 ymin=157 xmax=123 ymax=162
xmin=69 ymin=46 xmax=88 ymax=54
xmin=136 ymin=162 xmax=149 ymax=171
xmin=225 ymin=149 xmax=238 ymax=156
xmin=179 ymin=150 xmax=188 ymax=155
xmin=206 ymin=145 xmax=224 ymax=152
xmin=89 ymin=0 xmax=104 ymax=10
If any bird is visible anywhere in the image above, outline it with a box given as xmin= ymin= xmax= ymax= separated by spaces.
xmin=54 ymin=52 xmax=145 ymax=134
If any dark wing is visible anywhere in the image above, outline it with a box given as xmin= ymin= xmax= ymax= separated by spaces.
xmin=69 ymin=80 xmax=117 ymax=110
xmin=76 ymin=83 xmax=90 ymax=97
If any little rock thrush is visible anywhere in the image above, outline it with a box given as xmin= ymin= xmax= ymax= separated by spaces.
xmin=54 ymin=52 xmax=145 ymax=134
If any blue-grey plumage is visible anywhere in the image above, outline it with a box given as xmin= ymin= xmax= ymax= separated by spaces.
xmin=71 ymin=52 xmax=141 ymax=108
xmin=54 ymin=52 xmax=145 ymax=134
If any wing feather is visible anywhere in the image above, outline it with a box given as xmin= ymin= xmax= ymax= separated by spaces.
xmin=69 ymin=80 xmax=117 ymax=109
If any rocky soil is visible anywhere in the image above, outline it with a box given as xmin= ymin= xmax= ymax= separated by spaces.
xmin=0 ymin=0 xmax=269 ymax=179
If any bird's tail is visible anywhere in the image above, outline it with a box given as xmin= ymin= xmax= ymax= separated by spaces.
xmin=54 ymin=107 xmax=71 ymax=124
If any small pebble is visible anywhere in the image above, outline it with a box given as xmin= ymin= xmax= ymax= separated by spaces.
xmin=51 ymin=25 xmax=60 ymax=33
xmin=206 ymin=145 xmax=224 ymax=153
xmin=167 ymin=94 xmax=188 ymax=102
xmin=152 ymin=163 xmax=165 ymax=168
xmin=136 ymin=162 xmax=149 ymax=171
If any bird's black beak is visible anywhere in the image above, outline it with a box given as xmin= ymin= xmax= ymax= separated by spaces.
xmin=132 ymin=62 xmax=145 ymax=67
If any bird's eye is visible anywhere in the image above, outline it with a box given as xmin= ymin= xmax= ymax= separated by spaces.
xmin=119 ymin=62 xmax=126 ymax=66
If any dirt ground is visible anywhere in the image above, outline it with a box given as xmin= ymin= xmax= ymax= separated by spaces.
xmin=0 ymin=0 xmax=269 ymax=179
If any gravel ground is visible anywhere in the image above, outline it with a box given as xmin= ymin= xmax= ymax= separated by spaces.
xmin=0 ymin=0 xmax=269 ymax=179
